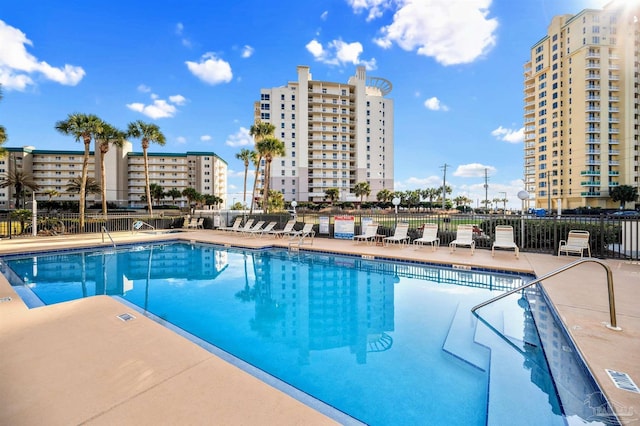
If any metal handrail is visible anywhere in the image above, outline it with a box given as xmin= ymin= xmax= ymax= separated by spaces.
xmin=101 ymin=226 xmax=116 ymax=248
xmin=471 ymin=257 xmax=621 ymax=331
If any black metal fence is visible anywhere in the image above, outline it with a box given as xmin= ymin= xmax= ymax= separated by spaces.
xmin=1 ymin=210 xmax=638 ymax=261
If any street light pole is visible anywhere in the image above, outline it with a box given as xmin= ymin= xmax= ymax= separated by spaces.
xmin=518 ymin=190 xmax=530 ymax=248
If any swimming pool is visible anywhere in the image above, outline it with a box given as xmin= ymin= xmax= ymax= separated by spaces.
xmin=0 ymin=242 xmax=613 ymax=425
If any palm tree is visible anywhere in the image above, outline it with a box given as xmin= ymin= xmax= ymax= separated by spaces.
xmin=324 ymin=188 xmax=340 ymax=205
xmin=55 ymin=113 xmax=104 ymax=230
xmin=256 ymin=136 xmax=285 ymax=213
xmin=376 ymin=188 xmax=393 ymax=204
xmin=248 ymin=120 xmax=275 ymax=213
xmin=182 ymin=187 xmax=200 ymax=212
xmin=96 ymin=123 xmax=126 ymax=218
xmin=44 ymin=188 xmax=60 ymax=213
xmin=0 ymin=170 xmax=40 ymax=208
xmin=166 ymin=188 xmax=182 ymax=206
xmin=235 ymin=148 xmax=253 ymax=208
xmin=149 ymin=183 xmax=165 ymax=206
xmin=66 ymin=176 xmax=101 ymax=210
xmin=353 ymin=181 xmax=371 ymax=207
xmin=422 ymin=188 xmax=440 ymax=211
xmin=127 ymin=120 xmax=166 ymax=217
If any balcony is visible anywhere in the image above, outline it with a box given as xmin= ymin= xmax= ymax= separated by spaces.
xmin=586 ymin=138 xmax=601 ymax=144
xmin=587 ymin=95 xmax=601 ymax=100
xmin=609 ymin=170 xmax=620 ymax=176
xmin=580 ymin=170 xmax=600 ymax=176
xmin=586 ymin=149 xmax=601 ymax=155
xmin=609 ymin=160 xmax=620 ymax=166
xmin=580 ymin=181 xmax=601 ymax=186
xmin=585 ymin=116 xmax=600 ymax=123
xmin=609 ymin=128 xmax=619 ymax=134
xmin=609 ymin=138 xmax=619 ymax=144
xmin=608 ymin=149 xmax=620 ymax=155
xmin=581 ymin=191 xmax=601 ymax=197
xmin=608 ymin=85 xmax=620 ymax=91
xmin=608 ymin=182 xmax=620 ymax=187
xmin=586 ymin=127 xmax=601 ymax=133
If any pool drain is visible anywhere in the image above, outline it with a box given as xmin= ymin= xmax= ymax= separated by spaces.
xmin=117 ymin=313 xmax=136 ymax=322
xmin=606 ymin=369 xmax=640 ymax=393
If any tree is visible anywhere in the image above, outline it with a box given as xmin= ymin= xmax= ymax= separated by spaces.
xmin=66 ymin=176 xmax=101 ymax=210
xmin=166 ymin=188 xmax=182 ymax=206
xmin=422 ymin=188 xmax=440 ymax=211
xmin=204 ymin=194 xmax=223 ymax=209
xmin=267 ymin=189 xmax=284 ymax=212
xmin=96 ymin=123 xmax=126 ymax=218
xmin=44 ymin=189 xmax=60 ymax=213
xmin=324 ymin=188 xmax=340 ymax=205
xmin=0 ymin=170 xmax=40 ymax=209
xmin=182 ymin=187 xmax=200 ymax=211
xmin=55 ymin=113 xmax=104 ymax=231
xmin=610 ymin=185 xmax=638 ymax=209
xmin=376 ymin=188 xmax=393 ymax=204
xmin=149 ymin=183 xmax=165 ymax=206
xmin=248 ymin=120 xmax=275 ymax=214
xmin=256 ymin=136 xmax=285 ymax=213
xmin=353 ymin=182 xmax=371 ymax=207
xmin=127 ymin=120 xmax=166 ymax=217
xmin=235 ymin=148 xmax=253 ymax=208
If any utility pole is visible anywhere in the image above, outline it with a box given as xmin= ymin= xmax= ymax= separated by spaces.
xmin=441 ymin=164 xmax=450 ymax=210
xmin=547 ymin=172 xmax=551 ymax=212
xmin=483 ymin=168 xmax=489 ymax=211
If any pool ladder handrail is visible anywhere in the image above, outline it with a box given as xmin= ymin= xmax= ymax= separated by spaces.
xmin=101 ymin=226 xmax=116 ymax=248
xmin=471 ymin=257 xmax=621 ymax=331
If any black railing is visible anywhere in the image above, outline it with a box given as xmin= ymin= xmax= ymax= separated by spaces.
xmin=1 ymin=211 xmax=638 ymax=260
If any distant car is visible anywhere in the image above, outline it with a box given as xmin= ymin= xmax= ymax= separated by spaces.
xmin=608 ymin=210 xmax=640 ymax=218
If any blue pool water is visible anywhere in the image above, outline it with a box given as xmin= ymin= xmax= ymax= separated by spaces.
xmin=1 ymin=242 xmax=613 ymax=425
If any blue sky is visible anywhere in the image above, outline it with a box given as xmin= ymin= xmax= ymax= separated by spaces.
xmin=0 ymin=0 xmax=609 ymax=208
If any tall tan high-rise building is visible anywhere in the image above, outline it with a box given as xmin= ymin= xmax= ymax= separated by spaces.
xmin=254 ymin=65 xmax=394 ymax=203
xmin=524 ymin=0 xmax=640 ymax=210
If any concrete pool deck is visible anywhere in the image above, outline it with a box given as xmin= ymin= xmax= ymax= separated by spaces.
xmin=0 ymin=230 xmax=638 ymax=425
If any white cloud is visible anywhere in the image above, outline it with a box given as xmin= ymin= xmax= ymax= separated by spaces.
xmin=169 ymin=94 xmax=187 ymax=105
xmin=186 ymin=52 xmax=233 ymax=85
xmin=320 ymin=11 xmax=329 ymax=20
xmin=200 ymin=135 xmax=212 ymax=141
xmin=453 ymin=163 xmax=497 ymax=178
xmin=0 ymin=19 xmax=85 ymax=90
xmin=176 ymin=136 xmax=187 ymax=144
xmin=126 ymin=93 xmax=187 ymax=119
xmin=347 ymin=0 xmax=393 ymax=21
xmin=491 ymin=126 xmax=524 ymax=143
xmin=371 ymin=0 xmax=498 ymax=66
xmin=137 ymin=84 xmax=151 ymax=93
xmin=175 ymin=22 xmax=191 ymax=48
xmin=241 ymin=45 xmax=254 ymax=58
xmin=225 ymin=127 xmax=253 ymax=147
xmin=305 ymin=38 xmax=377 ymax=70
xmin=424 ymin=96 xmax=449 ymax=111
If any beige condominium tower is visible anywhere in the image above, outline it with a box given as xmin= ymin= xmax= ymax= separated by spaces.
xmin=253 ymin=65 xmax=394 ymax=203
xmin=524 ymin=0 xmax=640 ymax=210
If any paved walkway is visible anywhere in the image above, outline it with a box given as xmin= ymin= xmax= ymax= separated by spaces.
xmin=0 ymin=230 xmax=638 ymax=424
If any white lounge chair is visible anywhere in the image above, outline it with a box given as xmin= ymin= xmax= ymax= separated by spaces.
xmin=269 ymin=220 xmax=296 ymax=238
xmin=558 ymin=230 xmax=591 ymax=257
xmin=492 ymin=225 xmax=519 ymax=258
xmin=247 ymin=221 xmax=277 ymax=238
xmin=196 ymin=217 xmax=204 ymax=229
xmin=449 ymin=224 xmax=475 ymax=254
xmin=219 ymin=217 xmax=242 ymax=232
xmin=287 ymin=223 xmax=315 ymax=239
xmin=413 ymin=223 xmax=439 ymax=251
xmin=353 ymin=223 xmax=379 ymax=245
xmin=384 ymin=223 xmax=410 ymax=246
xmin=234 ymin=219 xmax=255 ymax=234
xmin=241 ymin=220 xmax=265 ymax=237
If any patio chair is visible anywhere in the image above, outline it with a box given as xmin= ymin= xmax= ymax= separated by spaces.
xmin=241 ymin=220 xmax=265 ymax=237
xmin=269 ymin=219 xmax=296 ymax=238
xmin=384 ymin=223 xmax=410 ymax=246
xmin=247 ymin=221 xmax=277 ymax=238
xmin=196 ymin=217 xmax=204 ymax=229
xmin=353 ymin=223 xmax=379 ymax=245
xmin=413 ymin=223 xmax=439 ymax=251
xmin=219 ymin=217 xmax=242 ymax=232
xmin=234 ymin=219 xmax=255 ymax=234
xmin=492 ymin=225 xmax=519 ymax=258
xmin=558 ymin=230 xmax=591 ymax=257
xmin=185 ymin=217 xmax=198 ymax=229
xmin=287 ymin=223 xmax=315 ymax=240
xmin=449 ymin=224 xmax=475 ymax=255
